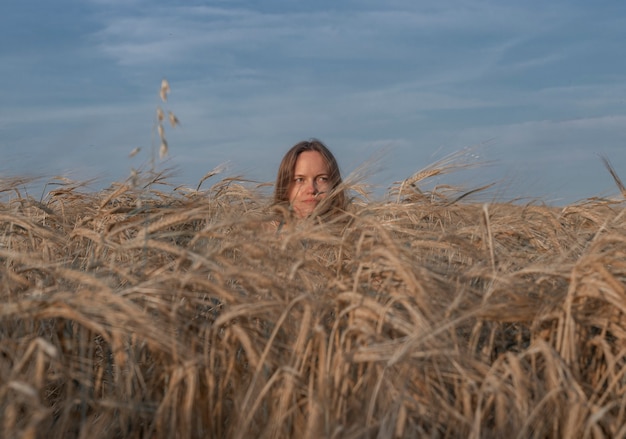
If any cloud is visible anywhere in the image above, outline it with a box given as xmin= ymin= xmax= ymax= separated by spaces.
xmin=0 ymin=103 xmax=151 ymax=127
xmin=92 ymin=7 xmax=296 ymax=66
xmin=86 ymin=0 xmax=602 ymax=124
xmin=86 ymin=0 xmax=144 ymax=5
xmin=90 ymin=2 xmax=569 ymax=68
xmin=4 ymin=0 xmax=624 ymax=205
xmin=450 ymin=115 xmax=626 ymax=165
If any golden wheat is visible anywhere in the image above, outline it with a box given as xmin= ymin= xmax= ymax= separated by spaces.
xmin=1 ymin=163 xmax=626 ymax=438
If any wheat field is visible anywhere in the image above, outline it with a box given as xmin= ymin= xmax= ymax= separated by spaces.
xmin=1 ymin=163 xmax=626 ymax=438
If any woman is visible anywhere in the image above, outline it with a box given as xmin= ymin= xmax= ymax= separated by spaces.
xmin=273 ymin=139 xmax=347 ymax=220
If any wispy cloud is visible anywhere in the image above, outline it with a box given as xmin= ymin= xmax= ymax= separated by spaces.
xmin=91 ymin=2 xmax=567 ymax=66
xmin=451 ymin=115 xmax=626 ymax=164
xmin=2 ymin=0 xmax=625 ymax=204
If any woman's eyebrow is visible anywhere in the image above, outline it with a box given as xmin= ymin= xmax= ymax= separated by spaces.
xmin=293 ymin=172 xmax=329 ymax=178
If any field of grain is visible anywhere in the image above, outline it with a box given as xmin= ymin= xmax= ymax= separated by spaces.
xmin=2 ymin=164 xmax=626 ymax=438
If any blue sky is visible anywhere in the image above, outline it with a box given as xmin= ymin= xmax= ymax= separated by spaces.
xmin=1 ymin=0 xmax=625 ymax=204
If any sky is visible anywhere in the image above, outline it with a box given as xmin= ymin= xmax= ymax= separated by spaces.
xmin=1 ymin=0 xmax=625 ymax=204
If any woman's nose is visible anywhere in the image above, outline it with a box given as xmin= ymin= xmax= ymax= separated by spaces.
xmin=305 ymin=179 xmax=317 ymax=194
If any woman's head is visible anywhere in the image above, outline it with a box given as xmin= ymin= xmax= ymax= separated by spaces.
xmin=274 ymin=139 xmax=346 ymax=219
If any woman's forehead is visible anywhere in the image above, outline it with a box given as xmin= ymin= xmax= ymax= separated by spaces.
xmin=294 ymin=151 xmax=329 ymax=174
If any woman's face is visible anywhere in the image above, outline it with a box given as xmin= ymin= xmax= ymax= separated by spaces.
xmin=288 ymin=150 xmax=331 ymax=218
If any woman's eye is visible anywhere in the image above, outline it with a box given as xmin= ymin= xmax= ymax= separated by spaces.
xmin=318 ymin=176 xmax=329 ymax=183
xmin=294 ymin=177 xmax=304 ymax=183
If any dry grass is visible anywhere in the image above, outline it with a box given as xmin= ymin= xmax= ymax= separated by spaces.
xmin=1 ymin=164 xmax=626 ymax=439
